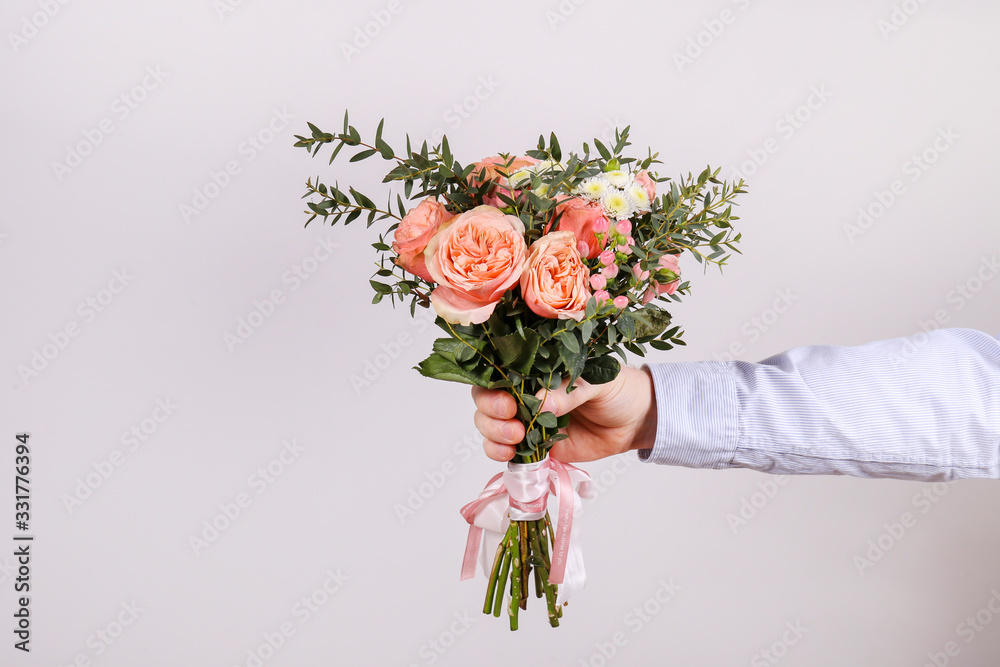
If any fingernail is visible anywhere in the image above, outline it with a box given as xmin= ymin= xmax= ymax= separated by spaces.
xmin=502 ymin=423 xmax=517 ymax=442
xmin=494 ymin=396 xmax=509 ymax=417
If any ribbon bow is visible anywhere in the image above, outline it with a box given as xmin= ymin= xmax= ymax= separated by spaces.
xmin=459 ymin=458 xmax=595 ymax=602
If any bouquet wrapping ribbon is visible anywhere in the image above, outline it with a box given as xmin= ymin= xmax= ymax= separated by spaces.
xmin=459 ymin=459 xmax=595 ymax=602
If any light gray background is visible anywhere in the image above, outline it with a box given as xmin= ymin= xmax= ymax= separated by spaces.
xmin=3 ymin=1 xmax=1000 ymax=665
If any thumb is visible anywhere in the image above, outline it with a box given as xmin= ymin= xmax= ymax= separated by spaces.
xmin=535 ymin=376 xmax=603 ymax=417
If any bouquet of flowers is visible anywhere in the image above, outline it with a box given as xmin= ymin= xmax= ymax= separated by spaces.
xmin=294 ymin=112 xmax=746 ymax=629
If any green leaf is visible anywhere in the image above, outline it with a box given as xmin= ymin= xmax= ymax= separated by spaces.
xmin=493 ymin=330 xmax=541 ymax=375
xmin=415 ymin=352 xmax=493 ymax=387
xmin=558 ymin=329 xmax=580 ymax=354
xmin=376 ymin=137 xmax=394 ymax=159
xmin=581 ymin=355 xmax=620 ymax=385
xmin=633 ymin=307 xmax=673 ymax=338
xmin=350 ymin=148 xmax=377 ymax=162
xmin=369 ymin=280 xmax=392 ymax=294
xmin=549 ymin=132 xmax=561 ymax=162
xmin=432 ymin=337 xmax=477 ymax=364
xmin=617 ymin=311 xmax=636 ymax=340
xmin=594 ymin=139 xmax=612 ymax=161
xmin=536 ymin=411 xmax=558 ymax=429
xmin=558 ymin=332 xmax=586 ymax=384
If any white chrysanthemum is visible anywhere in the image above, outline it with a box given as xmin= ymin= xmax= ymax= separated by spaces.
xmin=535 ymin=183 xmax=551 ymax=197
xmin=604 ymin=169 xmax=629 ymax=188
xmin=532 ymin=159 xmax=563 ymax=174
xmin=601 ymin=190 xmax=635 ymax=220
xmin=508 ymin=168 xmax=533 ymax=189
xmin=625 ymin=181 xmax=651 ymax=213
xmin=577 ymin=175 xmax=611 ymax=200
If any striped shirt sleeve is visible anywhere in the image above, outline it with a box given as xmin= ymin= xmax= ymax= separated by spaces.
xmin=637 ymin=328 xmax=1000 ymax=481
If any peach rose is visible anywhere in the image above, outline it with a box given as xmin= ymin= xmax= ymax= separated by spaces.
xmin=471 ymin=155 xmax=539 ymax=208
xmin=391 ymin=198 xmax=454 ymax=282
xmin=520 ymin=231 xmax=591 ymax=321
xmin=546 ymin=195 xmax=611 ymax=260
xmin=634 ymin=170 xmax=657 ymax=203
xmin=424 ymin=205 xmax=527 ymax=325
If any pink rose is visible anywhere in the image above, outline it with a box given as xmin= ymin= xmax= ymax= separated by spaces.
xmin=653 ymin=254 xmax=681 ymax=296
xmin=547 ymin=196 xmax=611 ymax=260
xmin=471 ymin=155 xmax=539 ymax=208
xmin=391 ymin=198 xmax=454 ymax=282
xmin=634 ymin=170 xmax=657 ymax=203
xmin=520 ymin=231 xmax=591 ymax=321
xmin=424 ymin=205 xmax=527 ymax=325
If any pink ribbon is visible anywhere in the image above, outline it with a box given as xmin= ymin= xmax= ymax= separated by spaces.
xmin=459 ymin=458 xmax=591 ymax=588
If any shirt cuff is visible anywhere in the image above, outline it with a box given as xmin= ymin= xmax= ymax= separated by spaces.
xmin=636 ymin=361 xmax=740 ymax=469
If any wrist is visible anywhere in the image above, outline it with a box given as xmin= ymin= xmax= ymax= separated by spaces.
xmin=630 ymin=365 xmax=658 ymax=453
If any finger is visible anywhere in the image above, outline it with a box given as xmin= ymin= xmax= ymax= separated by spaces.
xmin=535 ymin=376 xmax=604 ymax=417
xmin=471 ymin=386 xmax=517 ymax=419
xmin=474 ymin=409 xmax=524 ymax=445
xmin=483 ymin=438 xmax=516 ymax=462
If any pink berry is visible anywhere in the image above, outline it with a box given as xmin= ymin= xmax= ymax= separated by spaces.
xmin=599 ymin=249 xmax=615 ymax=266
xmin=592 ymin=218 xmax=610 ymax=234
xmin=602 ymin=263 xmax=619 ymax=278
xmin=590 ymin=273 xmax=607 ymax=290
xmin=615 ymin=219 xmax=632 ymax=235
xmin=594 ymin=289 xmax=611 ymax=302
xmin=613 ymin=295 xmax=629 ymax=309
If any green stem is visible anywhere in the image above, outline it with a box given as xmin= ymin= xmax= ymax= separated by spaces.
xmin=509 ymin=542 xmax=522 ymax=630
xmin=518 ymin=521 xmax=530 ymax=610
xmin=493 ymin=542 xmax=512 ymax=618
xmin=483 ymin=523 xmax=515 ymax=614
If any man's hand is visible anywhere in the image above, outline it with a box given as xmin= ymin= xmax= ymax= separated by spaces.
xmin=471 ymin=365 xmax=658 ymax=463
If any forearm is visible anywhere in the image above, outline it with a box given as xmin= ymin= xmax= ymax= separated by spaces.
xmin=638 ymin=328 xmax=1000 ymax=482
